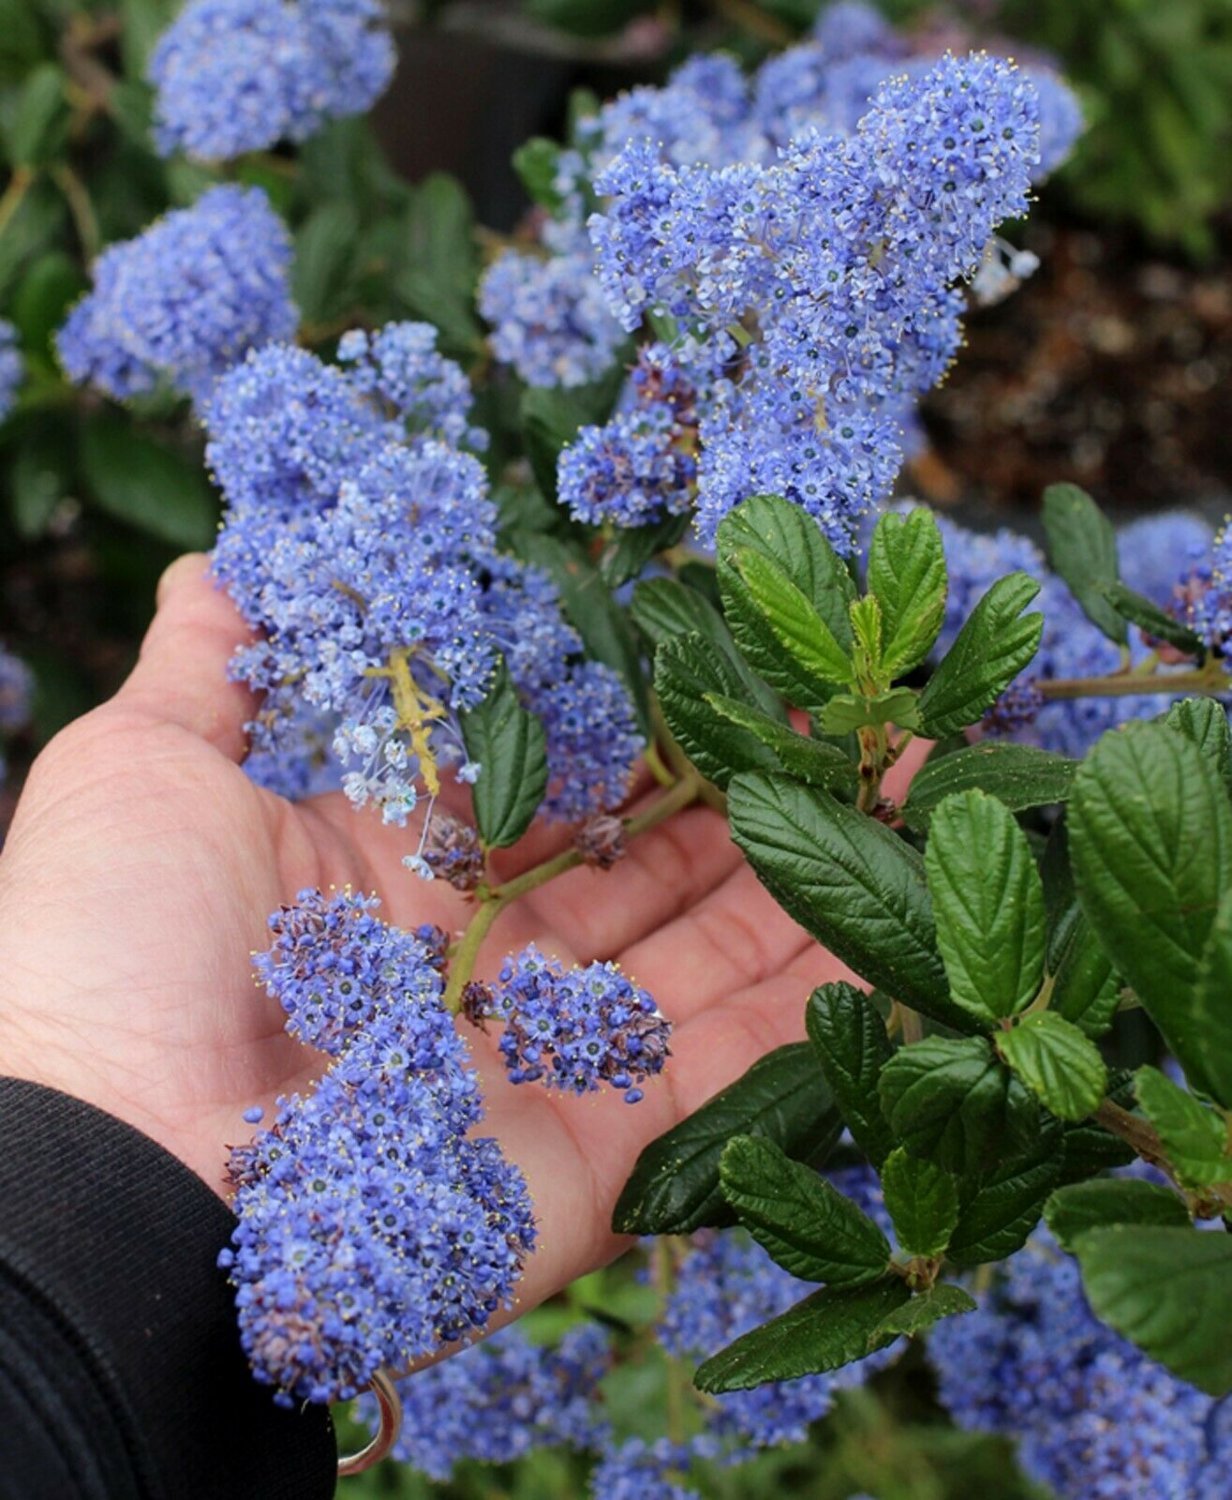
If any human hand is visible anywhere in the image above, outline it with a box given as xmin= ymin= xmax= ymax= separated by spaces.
xmin=0 ymin=556 xmax=920 ymax=1315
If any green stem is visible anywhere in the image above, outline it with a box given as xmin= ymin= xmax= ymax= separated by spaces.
xmin=0 ymin=168 xmax=34 ymax=243
xmin=1094 ymin=1097 xmax=1232 ymax=1211
xmin=442 ymin=771 xmax=704 ymax=1012
xmin=1039 ymin=661 xmax=1231 ymax=701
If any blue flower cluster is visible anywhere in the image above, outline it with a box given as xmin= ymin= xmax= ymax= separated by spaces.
xmin=0 ymin=643 xmax=33 ymax=790
xmin=931 ymin=507 xmax=1216 ymax=756
xmin=366 ymin=1322 xmax=609 ymax=1477
xmin=590 ymin=1437 xmax=706 ymax=1500
xmin=489 ymin=945 xmax=671 ymax=1103
xmin=57 ymin=185 xmax=297 ymax=408
xmin=1179 ymin=518 xmax=1232 ymax=655
xmin=149 ymin=0 xmax=395 ymax=160
xmin=0 ymin=321 xmax=22 ymax=421
xmin=928 ymin=1231 xmax=1228 ymax=1498
xmin=207 ymin=334 xmax=642 ymax=839
xmin=559 ymin=344 xmax=699 ymax=528
xmin=221 ymin=888 xmax=536 ymax=1406
xmin=658 ymin=1169 xmax=900 ymax=1453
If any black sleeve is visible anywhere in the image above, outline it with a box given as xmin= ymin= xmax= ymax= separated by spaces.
xmin=0 ymin=1078 xmax=337 ymax=1500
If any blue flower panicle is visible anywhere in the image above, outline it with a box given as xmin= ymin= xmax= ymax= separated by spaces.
xmin=57 ymin=185 xmax=297 ymax=408
xmin=589 ymin=1438 xmax=704 ymax=1500
xmin=149 ymin=0 xmax=395 ymax=161
xmin=222 ymin=888 xmax=536 ymax=1406
xmin=336 ymin=322 xmax=489 ymax=452
xmin=0 ymin=321 xmax=23 ymax=422
xmin=490 ymin=946 xmax=671 ymax=1104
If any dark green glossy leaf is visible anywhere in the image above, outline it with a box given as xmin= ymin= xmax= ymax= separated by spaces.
xmin=293 ymin=201 xmax=360 ymax=323
xmin=1045 ymin=1178 xmax=1189 ymax=1254
xmin=805 ymin=982 xmax=895 ymax=1167
xmin=1074 ymin=1226 xmax=1232 ymax=1395
xmin=705 ymin=695 xmax=857 ymax=791
xmin=947 ymin=1126 xmax=1064 ymax=1265
xmin=656 ymin=636 xmax=782 ymax=788
xmin=996 ymin=1012 xmax=1108 ymax=1122
xmin=878 ymin=1036 xmax=1039 ymax=1176
xmin=1070 ymin=722 xmax=1232 ymax=1104
xmin=694 ymin=1280 xmax=910 ymax=1394
xmin=880 ymin=1148 xmax=959 ymax=1258
xmin=1135 ymin=1065 xmax=1232 ymax=1190
xmin=1098 ymin=579 xmax=1203 ymax=656
xmin=7 ymin=62 xmax=68 ymax=166
xmin=925 ymin=789 xmax=1046 ymax=1024
xmin=900 ymin=744 xmax=1075 ymax=833
xmin=1042 ymin=482 xmax=1127 ymax=644
xmin=721 ymin=1136 xmax=892 ymax=1285
xmin=459 ymin=661 xmax=548 ymax=848
xmin=80 ymin=418 xmax=217 ymax=549
xmin=728 ymin=773 xmax=968 ymax=1029
xmin=1164 ymin=698 xmax=1232 ymax=791
xmin=871 ymin=1283 xmax=977 ymax=1341
xmin=611 ymin=1043 xmax=841 ymax=1235
xmin=917 ymin=573 xmax=1043 ymax=738
xmin=596 ymin=512 xmax=690 ymax=589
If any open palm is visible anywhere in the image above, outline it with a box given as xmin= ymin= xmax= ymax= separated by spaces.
xmin=0 ymin=555 xmax=892 ymax=1317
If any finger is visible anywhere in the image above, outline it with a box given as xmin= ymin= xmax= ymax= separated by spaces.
xmin=115 ymin=554 xmax=258 ymax=762
xmin=885 ymin=734 xmax=934 ymax=803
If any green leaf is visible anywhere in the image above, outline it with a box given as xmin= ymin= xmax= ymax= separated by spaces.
xmin=459 ymin=662 xmax=548 ymax=848
xmin=6 ymin=63 xmax=69 ymax=166
xmin=1098 ymin=580 xmax=1204 ymax=656
xmin=516 ymin=532 xmax=649 ymax=734
xmin=925 ymin=790 xmax=1047 ymax=1024
xmin=80 ymin=418 xmax=217 ymax=549
xmin=656 ymin=636 xmax=782 ymax=788
xmin=1049 ymin=908 xmax=1121 ymax=1038
xmin=694 ymin=1280 xmax=910 ymax=1394
xmin=870 ymin=1284 xmax=977 ymax=1341
xmin=848 ymin=595 xmax=884 ymax=684
xmin=705 ymin=695 xmax=857 ymax=792
xmin=730 ymin=546 xmax=854 ymax=697
xmin=947 ymin=1126 xmax=1064 ymax=1265
xmin=8 ymin=417 xmax=72 ymax=539
xmin=1135 ymin=1065 xmax=1232 ymax=1190
xmin=1194 ymin=888 xmax=1232 ymax=1109
xmin=1164 ymin=698 xmax=1232 ymax=792
xmin=917 ymin=573 xmax=1044 ymax=738
xmin=728 ymin=773 xmax=968 ymax=1030
xmin=11 ymin=250 xmax=85 ymax=359
xmin=1073 ymin=1226 xmax=1232 ymax=1395
xmin=867 ymin=508 xmax=948 ymax=678
xmin=612 ymin=1043 xmax=841 ymax=1235
xmin=293 ymin=201 xmax=360 ymax=323
xmin=524 ymin=0 xmax=648 ymax=38
xmin=520 ymin=370 xmax=624 ymax=503
xmin=880 ymin=1148 xmax=959 ymax=1258
xmin=900 ymin=744 xmax=1076 ymax=833
xmin=996 ymin=1012 xmax=1108 ymax=1122
xmin=396 ymin=174 xmax=482 ymax=354
xmin=512 ymin=136 xmax=568 ymax=213
xmin=596 ymin=512 xmax=690 ymax=590
xmin=1042 ymin=482 xmax=1127 ymax=644
xmin=721 ymin=1137 xmax=892 ymax=1285
xmin=1045 ymin=1178 xmax=1190 ymax=1254
xmin=1069 ymin=721 xmax=1232 ymax=1104
xmin=805 ymin=983 xmax=894 ymax=1167
xmin=878 ymin=1036 xmax=1039 ymax=1176
xmin=819 ymin=687 xmax=921 ymax=736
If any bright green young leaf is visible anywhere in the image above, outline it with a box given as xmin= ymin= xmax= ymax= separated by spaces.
xmin=1070 ymin=722 xmax=1232 ymax=1104
xmin=947 ymin=1126 xmax=1065 ymax=1265
xmin=1099 ymin=579 xmax=1204 ymax=656
xmin=805 ymin=983 xmax=895 ymax=1168
xmin=1074 ymin=1226 xmax=1232 ymax=1395
xmin=848 ymin=594 xmax=884 ymax=684
xmin=1041 ymin=482 xmax=1127 ymax=645
xmin=925 ymin=790 xmax=1047 ymax=1024
xmin=705 ymin=695 xmax=857 ymax=792
xmin=694 ymin=1280 xmax=910 ymax=1394
xmin=877 ymin=1036 xmax=1039 ymax=1175
xmin=512 ymin=136 xmax=569 ymax=213
xmin=459 ymin=662 xmax=548 ymax=849
xmin=612 ymin=1043 xmax=841 ymax=1235
xmin=1164 ymin=698 xmax=1232 ymax=793
xmin=1194 ymin=888 xmax=1232 ymax=1109
xmin=1044 ymin=1178 xmax=1190 ymax=1254
xmin=917 ymin=573 xmax=1044 ymax=739
xmin=732 ymin=546 xmax=854 ymax=695
xmin=727 ymin=774 xmax=969 ymax=1030
xmin=866 ymin=507 xmax=948 ymax=678
xmin=656 ymin=636 xmax=783 ymax=788
xmin=1135 ymin=1065 xmax=1232 ymax=1190
xmin=720 ymin=1137 xmax=892 ymax=1285
xmin=880 ymin=1148 xmax=959 ymax=1258
xmin=996 ymin=1012 xmax=1108 ymax=1122
xmin=819 ymin=687 xmax=921 ymax=737
xmin=1048 ymin=908 xmax=1121 ymax=1039
xmin=899 ymin=743 xmax=1076 ymax=833
xmin=870 ymin=1283 xmax=977 ymax=1341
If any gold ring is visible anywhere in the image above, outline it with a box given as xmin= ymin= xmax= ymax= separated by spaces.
xmin=337 ymin=1367 xmax=402 ymax=1477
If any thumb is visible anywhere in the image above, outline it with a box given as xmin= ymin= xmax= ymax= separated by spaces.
xmin=113 ymin=553 xmax=258 ymax=762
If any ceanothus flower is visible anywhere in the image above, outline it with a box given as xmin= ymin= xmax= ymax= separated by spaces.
xmin=364 ymin=1322 xmax=609 ymax=1477
xmin=336 ymin=322 xmax=489 ymax=451
xmin=149 ymin=0 xmax=395 ymax=161
xmin=489 ymin=945 xmax=670 ymax=1103
xmin=57 ymin=185 xmax=297 ymax=407
xmin=0 ymin=321 xmax=22 ymax=421
xmin=589 ymin=1438 xmax=705 ymax=1500
xmin=222 ymin=890 xmax=536 ymax=1407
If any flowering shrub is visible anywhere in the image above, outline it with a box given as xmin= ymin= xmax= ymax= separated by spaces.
xmin=5 ymin=2 xmax=1232 ymax=1496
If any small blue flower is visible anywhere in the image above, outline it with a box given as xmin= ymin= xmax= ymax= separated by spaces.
xmin=0 ymin=321 xmax=23 ymax=421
